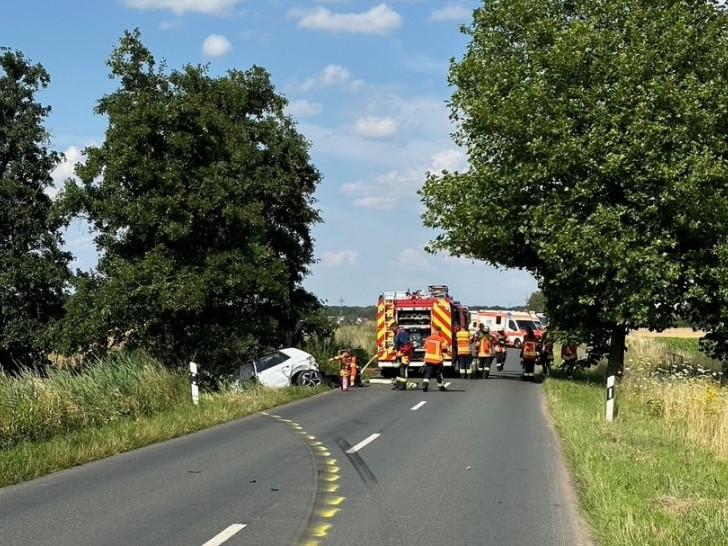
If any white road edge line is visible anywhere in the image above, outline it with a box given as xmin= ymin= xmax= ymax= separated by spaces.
xmin=346 ymin=433 xmax=381 ymax=454
xmin=202 ymin=523 xmax=247 ymax=546
xmin=411 ymin=401 xmax=427 ymax=411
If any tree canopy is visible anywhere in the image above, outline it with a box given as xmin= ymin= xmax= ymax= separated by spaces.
xmin=420 ymin=0 xmax=728 ymax=373
xmin=526 ymin=291 xmax=546 ymax=314
xmin=0 ymin=48 xmax=71 ymax=371
xmin=58 ymin=30 xmax=322 ymax=373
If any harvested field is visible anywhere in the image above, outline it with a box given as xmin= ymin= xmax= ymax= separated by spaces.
xmin=630 ymin=328 xmax=705 ymax=339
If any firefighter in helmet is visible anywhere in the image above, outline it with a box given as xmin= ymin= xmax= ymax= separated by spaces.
xmin=330 ymin=349 xmax=357 ymax=391
xmin=539 ymin=331 xmax=554 ymax=376
xmin=560 ymin=338 xmax=579 ymax=378
xmin=472 ymin=323 xmax=487 ymax=377
xmin=520 ymin=327 xmax=540 ymax=380
xmin=392 ymin=322 xmax=413 ymax=391
xmin=455 ymin=323 xmax=473 ymax=380
xmin=422 ymin=325 xmax=449 ymax=391
xmin=476 ymin=325 xmax=496 ymax=378
xmin=494 ymin=327 xmax=508 ymax=371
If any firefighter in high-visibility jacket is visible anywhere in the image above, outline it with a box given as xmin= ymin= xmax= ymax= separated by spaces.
xmin=494 ymin=328 xmax=508 ymax=371
xmin=422 ymin=326 xmax=450 ymax=391
xmin=561 ymin=338 xmax=579 ymax=378
xmin=455 ymin=325 xmax=473 ymax=380
xmin=330 ymin=349 xmax=357 ymax=391
xmin=520 ymin=327 xmax=540 ymax=380
xmin=539 ymin=331 xmax=554 ymax=375
xmin=476 ymin=325 xmax=496 ymax=379
xmin=392 ymin=322 xmax=414 ymax=391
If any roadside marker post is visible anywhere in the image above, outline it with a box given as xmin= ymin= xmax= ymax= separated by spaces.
xmin=606 ymin=374 xmax=615 ymax=421
xmin=190 ymin=361 xmax=199 ymax=405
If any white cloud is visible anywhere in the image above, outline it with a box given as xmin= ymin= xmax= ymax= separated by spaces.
xmin=404 ymin=55 xmax=449 ymax=75
xmin=291 ymin=3 xmax=402 ymax=34
xmin=429 ymin=149 xmax=467 ymax=173
xmin=340 ymin=148 xmax=465 ymax=211
xmin=397 ymin=248 xmax=432 ymax=268
xmin=160 ymin=19 xmax=183 ymax=30
xmin=49 ymin=146 xmax=83 ymax=198
xmin=352 ymin=116 xmax=399 ymax=139
xmin=321 ymin=250 xmax=359 ymax=267
xmin=121 ymin=0 xmax=242 ymax=16
xmin=429 ymin=3 xmax=471 ymax=22
xmin=63 ymin=219 xmax=100 ymax=272
xmin=297 ymin=64 xmax=362 ymax=92
xmin=202 ymin=34 xmax=232 ymax=57
xmin=350 ymin=195 xmax=398 ymax=209
xmin=286 ymin=99 xmax=323 ymax=118
xmin=240 ymin=28 xmax=273 ymax=41
xmin=342 ymin=167 xmax=422 ymax=210
xmin=438 ymin=250 xmax=482 ymax=266
xmin=296 ymin=94 xmax=456 ymax=171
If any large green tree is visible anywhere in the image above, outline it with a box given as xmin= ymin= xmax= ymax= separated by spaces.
xmin=526 ymin=291 xmax=546 ymax=313
xmin=0 ymin=49 xmax=71 ymax=371
xmin=59 ymin=30 xmax=322 ymax=373
xmin=421 ymin=0 xmax=728 ymax=374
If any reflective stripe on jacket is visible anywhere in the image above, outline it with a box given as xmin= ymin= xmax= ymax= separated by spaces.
xmin=561 ymin=344 xmax=577 ymax=360
xmin=424 ymin=333 xmax=447 ymax=364
xmin=522 ymin=340 xmax=538 ymax=359
xmin=478 ymin=335 xmax=495 ymax=357
xmin=456 ymin=330 xmax=471 ymax=354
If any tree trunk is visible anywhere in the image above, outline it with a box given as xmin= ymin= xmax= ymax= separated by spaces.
xmin=607 ymin=323 xmax=626 ymax=379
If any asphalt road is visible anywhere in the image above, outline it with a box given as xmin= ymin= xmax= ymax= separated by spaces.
xmin=0 ymin=349 xmax=592 ymax=546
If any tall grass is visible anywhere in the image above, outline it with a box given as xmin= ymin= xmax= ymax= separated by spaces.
xmin=0 ymin=352 xmax=188 ymax=449
xmin=546 ymin=379 xmax=728 ymax=546
xmin=546 ymin=333 xmax=728 ymax=544
xmin=301 ymin=323 xmax=378 ymax=376
xmin=335 ymin=323 xmax=377 ymax=356
xmin=0 ymin=381 xmax=327 ymax=488
xmin=621 ymin=335 xmax=728 ymax=460
xmin=626 ymin=335 xmax=720 ymax=374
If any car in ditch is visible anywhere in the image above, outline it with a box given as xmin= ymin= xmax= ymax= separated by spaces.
xmin=238 ymin=347 xmax=324 ymax=388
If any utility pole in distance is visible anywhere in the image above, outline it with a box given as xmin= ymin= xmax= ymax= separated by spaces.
xmin=338 ymin=296 xmax=345 ymax=321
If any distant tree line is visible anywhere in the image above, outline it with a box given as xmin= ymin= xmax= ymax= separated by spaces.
xmin=0 ymin=31 xmax=324 ymax=376
xmin=325 ymin=306 xmax=377 ymax=322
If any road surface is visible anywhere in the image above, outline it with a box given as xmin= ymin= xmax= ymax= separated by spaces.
xmin=0 ymin=349 xmax=591 ymax=546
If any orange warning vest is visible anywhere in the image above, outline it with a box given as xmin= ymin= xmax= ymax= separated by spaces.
xmin=456 ymin=329 xmax=471 ymax=355
xmin=424 ymin=333 xmax=447 ymax=364
xmin=478 ymin=335 xmax=494 ymax=357
xmin=522 ymin=339 xmax=538 ymax=359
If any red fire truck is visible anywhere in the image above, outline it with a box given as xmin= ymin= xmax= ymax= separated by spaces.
xmin=376 ymin=285 xmax=469 ymax=377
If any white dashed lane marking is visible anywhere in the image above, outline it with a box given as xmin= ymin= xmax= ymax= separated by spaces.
xmin=202 ymin=524 xmax=246 ymax=546
xmin=346 ymin=433 xmax=381 ymax=454
xmin=410 ymin=401 xmax=427 ymax=411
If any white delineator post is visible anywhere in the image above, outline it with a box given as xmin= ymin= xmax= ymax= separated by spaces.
xmin=606 ymin=374 xmax=616 ymax=421
xmin=190 ymin=361 xmax=199 ymax=405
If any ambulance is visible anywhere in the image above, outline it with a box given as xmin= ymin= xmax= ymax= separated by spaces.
xmin=469 ymin=310 xmax=543 ymax=348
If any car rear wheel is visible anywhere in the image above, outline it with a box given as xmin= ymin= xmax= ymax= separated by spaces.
xmin=296 ymin=370 xmax=323 ymax=387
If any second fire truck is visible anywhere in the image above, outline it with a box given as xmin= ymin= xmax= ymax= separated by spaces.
xmin=376 ymin=285 xmax=470 ymax=377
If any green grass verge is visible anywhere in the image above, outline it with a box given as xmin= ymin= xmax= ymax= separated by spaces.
xmin=0 ymin=384 xmax=327 ymax=488
xmin=545 ymin=376 xmax=728 ymax=545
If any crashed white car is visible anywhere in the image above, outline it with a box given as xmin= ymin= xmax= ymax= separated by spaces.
xmin=238 ymin=347 xmax=323 ymax=388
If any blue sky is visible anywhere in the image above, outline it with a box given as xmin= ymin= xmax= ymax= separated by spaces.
xmin=2 ymin=0 xmax=538 ymax=307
